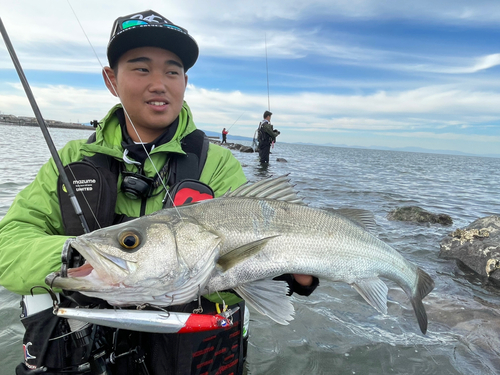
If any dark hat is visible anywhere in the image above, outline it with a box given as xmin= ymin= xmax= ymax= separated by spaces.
xmin=107 ymin=10 xmax=199 ymax=71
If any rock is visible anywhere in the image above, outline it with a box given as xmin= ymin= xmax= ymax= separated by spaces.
xmin=439 ymin=216 xmax=500 ymax=282
xmin=225 ymin=143 xmax=240 ymax=150
xmin=387 ymin=206 xmax=453 ymax=225
xmin=276 ymin=158 xmax=287 ymax=162
xmin=239 ymin=146 xmax=254 ymax=153
xmin=209 ymin=139 xmax=254 ymax=153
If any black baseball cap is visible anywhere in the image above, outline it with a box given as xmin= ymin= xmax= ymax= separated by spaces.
xmin=107 ymin=10 xmax=199 ymax=71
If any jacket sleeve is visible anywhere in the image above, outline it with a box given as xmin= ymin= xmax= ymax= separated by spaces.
xmin=263 ymin=123 xmax=277 ymax=141
xmin=0 ymin=145 xmax=81 ymax=295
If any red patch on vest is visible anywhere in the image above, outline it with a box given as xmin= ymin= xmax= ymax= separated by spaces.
xmin=174 ymin=187 xmax=213 ymax=206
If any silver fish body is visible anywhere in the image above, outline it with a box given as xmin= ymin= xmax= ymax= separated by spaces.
xmin=47 ymin=176 xmax=434 ymax=333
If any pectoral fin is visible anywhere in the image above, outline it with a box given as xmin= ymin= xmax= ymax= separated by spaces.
xmin=217 ymin=235 xmax=280 ymax=271
xmin=234 ymin=278 xmax=294 ymax=325
xmin=352 ymin=277 xmax=389 ymax=315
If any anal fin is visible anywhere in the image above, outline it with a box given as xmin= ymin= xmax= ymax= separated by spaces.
xmin=352 ymin=277 xmax=389 ymax=314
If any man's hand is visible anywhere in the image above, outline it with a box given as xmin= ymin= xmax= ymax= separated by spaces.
xmin=293 ymin=274 xmax=313 ymax=286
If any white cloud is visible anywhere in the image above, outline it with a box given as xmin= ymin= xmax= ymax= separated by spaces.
xmin=1 ymin=0 xmax=498 ymax=81
xmin=0 ymin=83 xmax=116 ymax=123
xmin=184 ymin=84 xmax=500 ymax=138
xmin=1 ymin=79 xmax=498 ymax=154
xmin=471 ymin=53 xmax=500 ymax=72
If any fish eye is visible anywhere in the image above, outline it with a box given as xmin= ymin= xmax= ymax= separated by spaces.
xmin=118 ymin=231 xmax=140 ymax=250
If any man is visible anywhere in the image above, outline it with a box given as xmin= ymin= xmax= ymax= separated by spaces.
xmin=222 ymin=127 xmax=228 ymax=143
xmin=257 ymin=110 xmax=279 ymax=164
xmin=0 ymin=10 xmax=316 ymax=374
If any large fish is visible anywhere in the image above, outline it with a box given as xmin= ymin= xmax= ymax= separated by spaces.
xmin=47 ymin=175 xmax=435 ymax=333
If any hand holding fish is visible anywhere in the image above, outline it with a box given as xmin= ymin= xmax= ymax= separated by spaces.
xmin=293 ymin=274 xmax=313 ymax=286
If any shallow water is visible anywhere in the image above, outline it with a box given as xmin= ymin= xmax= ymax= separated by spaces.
xmin=1 ymin=124 xmax=499 ymax=374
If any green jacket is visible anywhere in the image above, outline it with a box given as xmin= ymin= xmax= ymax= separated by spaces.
xmin=0 ymin=102 xmax=247 ymax=295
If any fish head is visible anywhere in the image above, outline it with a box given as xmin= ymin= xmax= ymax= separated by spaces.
xmin=47 ymin=214 xmax=222 ymax=305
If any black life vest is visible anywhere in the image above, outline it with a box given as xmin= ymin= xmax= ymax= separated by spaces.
xmin=57 ymin=129 xmax=213 ymax=236
xmin=257 ymin=120 xmax=272 ymax=147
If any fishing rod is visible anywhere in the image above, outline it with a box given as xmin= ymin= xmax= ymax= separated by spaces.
xmin=265 ymin=33 xmax=271 ymax=111
xmin=251 ymin=35 xmax=272 ymax=152
xmin=0 ymin=17 xmax=90 ymax=234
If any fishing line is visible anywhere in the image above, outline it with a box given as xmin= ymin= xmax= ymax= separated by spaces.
xmin=66 ymin=0 xmax=181 ymax=217
xmin=227 ymin=112 xmax=245 ymax=131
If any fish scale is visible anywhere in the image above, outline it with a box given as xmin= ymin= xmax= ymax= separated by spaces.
xmin=188 ymin=196 xmax=414 ymax=285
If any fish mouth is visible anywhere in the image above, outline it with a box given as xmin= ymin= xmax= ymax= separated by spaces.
xmin=68 ymin=262 xmax=94 ymax=278
xmin=49 ymin=238 xmax=134 ymax=291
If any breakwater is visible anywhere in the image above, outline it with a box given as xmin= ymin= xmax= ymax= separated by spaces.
xmin=0 ymin=114 xmax=93 ymax=130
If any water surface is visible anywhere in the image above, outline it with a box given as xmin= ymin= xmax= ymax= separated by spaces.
xmin=1 ymin=125 xmax=499 ymax=374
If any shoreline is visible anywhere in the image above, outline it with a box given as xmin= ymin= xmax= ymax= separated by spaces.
xmin=0 ymin=121 xmax=93 ymax=131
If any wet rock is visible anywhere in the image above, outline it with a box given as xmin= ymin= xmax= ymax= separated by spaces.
xmin=209 ymin=140 xmax=254 ymax=153
xmin=276 ymin=158 xmax=288 ymax=162
xmin=225 ymin=143 xmax=241 ymax=150
xmin=387 ymin=206 xmax=453 ymax=225
xmin=240 ymin=146 xmax=254 ymax=153
xmin=439 ymin=216 xmax=500 ymax=282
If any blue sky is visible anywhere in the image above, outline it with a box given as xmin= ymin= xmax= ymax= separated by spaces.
xmin=0 ymin=0 xmax=499 ymax=156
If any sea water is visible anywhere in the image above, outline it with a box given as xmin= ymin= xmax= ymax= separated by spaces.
xmin=1 ymin=124 xmax=499 ymax=374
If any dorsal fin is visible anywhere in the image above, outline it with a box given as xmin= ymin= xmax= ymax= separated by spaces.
xmin=328 ymin=208 xmax=378 ymax=234
xmin=226 ymin=175 xmax=306 ymax=205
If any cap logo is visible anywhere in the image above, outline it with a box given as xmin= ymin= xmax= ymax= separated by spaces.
xmin=130 ymin=13 xmax=166 ymax=24
xmin=118 ymin=13 xmax=187 ymax=34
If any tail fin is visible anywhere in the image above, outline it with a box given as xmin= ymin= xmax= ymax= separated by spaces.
xmin=410 ymin=268 xmax=435 ymax=334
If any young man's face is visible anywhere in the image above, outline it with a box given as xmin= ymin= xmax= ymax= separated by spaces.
xmin=103 ymin=46 xmax=188 ymax=142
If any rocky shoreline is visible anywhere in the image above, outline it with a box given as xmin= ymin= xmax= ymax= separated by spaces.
xmin=388 ymin=205 xmax=500 ymax=283
xmin=440 ymin=216 xmax=500 ymax=282
xmin=210 ymin=140 xmax=254 ymax=153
